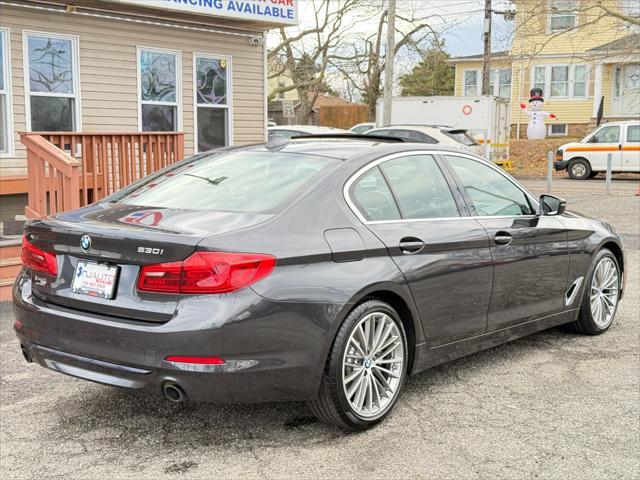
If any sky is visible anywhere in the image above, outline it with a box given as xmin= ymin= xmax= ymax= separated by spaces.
xmin=268 ymin=0 xmax=515 ymax=99
xmin=440 ymin=0 xmax=513 ymax=56
xmin=269 ymin=0 xmax=514 ymax=57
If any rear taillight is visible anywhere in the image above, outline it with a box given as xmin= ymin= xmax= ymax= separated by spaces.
xmin=137 ymin=251 xmax=276 ymax=294
xmin=21 ymin=235 xmax=57 ymax=276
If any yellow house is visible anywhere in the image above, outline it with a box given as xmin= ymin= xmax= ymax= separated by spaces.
xmin=451 ymin=0 xmax=640 ymax=138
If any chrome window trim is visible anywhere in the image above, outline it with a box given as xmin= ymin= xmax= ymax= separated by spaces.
xmin=343 ymin=150 xmax=540 ymax=225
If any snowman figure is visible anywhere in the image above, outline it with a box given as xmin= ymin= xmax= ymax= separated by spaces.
xmin=520 ymin=88 xmax=556 ymax=140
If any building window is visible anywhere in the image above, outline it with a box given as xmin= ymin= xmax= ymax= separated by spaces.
xmin=531 ymin=64 xmax=588 ymax=99
xmin=489 ymin=68 xmax=512 ymax=98
xmin=572 ymin=65 xmax=587 ymax=97
xmin=463 ymin=69 xmax=480 ymax=96
xmin=138 ymin=47 xmax=180 ymax=131
xmin=24 ymin=32 xmax=80 ymax=132
xmin=550 ymin=66 xmax=569 ymax=97
xmin=548 ymin=124 xmax=568 ymax=136
xmin=533 ymin=66 xmax=546 ymax=91
xmin=0 ymin=28 xmax=13 ymax=156
xmin=549 ymin=0 xmax=579 ymax=32
xmin=621 ymin=0 xmax=640 ymax=30
xmin=194 ymin=54 xmax=231 ymax=152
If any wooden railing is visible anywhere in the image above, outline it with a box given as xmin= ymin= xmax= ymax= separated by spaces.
xmin=20 ymin=132 xmax=185 ymax=218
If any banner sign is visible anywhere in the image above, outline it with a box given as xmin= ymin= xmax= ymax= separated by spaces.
xmin=109 ymin=0 xmax=298 ymax=26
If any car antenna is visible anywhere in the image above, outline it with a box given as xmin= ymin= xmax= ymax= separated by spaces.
xmin=266 ymin=136 xmax=290 ymax=151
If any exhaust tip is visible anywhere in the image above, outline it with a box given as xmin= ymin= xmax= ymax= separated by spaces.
xmin=21 ymin=345 xmax=32 ymax=363
xmin=163 ymin=382 xmax=187 ymax=403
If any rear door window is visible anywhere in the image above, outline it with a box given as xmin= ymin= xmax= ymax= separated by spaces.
xmin=626 ymin=125 xmax=640 ymax=142
xmin=380 ymin=155 xmax=459 ymax=219
xmin=117 ymin=151 xmax=332 ymax=213
xmin=351 ymin=167 xmax=401 ymax=221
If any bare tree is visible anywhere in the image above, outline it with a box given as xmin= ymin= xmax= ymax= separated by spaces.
xmin=267 ymin=0 xmax=359 ymax=123
xmin=330 ymin=4 xmax=443 ymax=121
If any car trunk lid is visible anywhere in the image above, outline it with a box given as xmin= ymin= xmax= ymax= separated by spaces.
xmin=24 ymin=203 xmax=273 ymax=322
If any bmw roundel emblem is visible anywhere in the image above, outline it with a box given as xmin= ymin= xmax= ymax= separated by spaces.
xmin=80 ymin=234 xmax=92 ymax=252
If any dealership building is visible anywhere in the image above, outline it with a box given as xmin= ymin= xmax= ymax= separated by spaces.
xmin=0 ymin=0 xmax=298 ymax=222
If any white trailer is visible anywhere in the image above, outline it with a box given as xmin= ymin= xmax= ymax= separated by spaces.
xmin=376 ymin=96 xmax=511 ymax=162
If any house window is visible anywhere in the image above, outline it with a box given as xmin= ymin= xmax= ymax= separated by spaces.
xmin=463 ymin=69 xmax=480 ymax=96
xmin=138 ymin=47 xmax=180 ymax=131
xmin=550 ymin=66 xmax=569 ymax=97
xmin=549 ymin=0 xmax=579 ymax=32
xmin=531 ymin=64 xmax=588 ymax=99
xmin=621 ymin=0 xmax=640 ymax=30
xmin=24 ymin=32 xmax=80 ymax=131
xmin=0 ymin=28 xmax=13 ymax=156
xmin=194 ymin=54 xmax=231 ymax=152
xmin=548 ymin=124 xmax=568 ymax=136
xmin=533 ymin=66 xmax=546 ymax=91
xmin=489 ymin=68 xmax=512 ymax=98
xmin=572 ymin=65 xmax=587 ymax=97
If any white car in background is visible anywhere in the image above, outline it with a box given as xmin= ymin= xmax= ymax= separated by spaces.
xmin=365 ymin=125 xmax=483 ymax=156
xmin=349 ymin=122 xmax=375 ymax=134
xmin=268 ymin=125 xmax=348 ymax=139
xmin=554 ymin=121 xmax=640 ymax=180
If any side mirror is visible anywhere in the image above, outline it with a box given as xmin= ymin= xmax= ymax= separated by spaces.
xmin=539 ymin=194 xmax=567 ymax=216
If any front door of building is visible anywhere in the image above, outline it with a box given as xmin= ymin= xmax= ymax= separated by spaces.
xmin=612 ymin=64 xmax=640 ymax=116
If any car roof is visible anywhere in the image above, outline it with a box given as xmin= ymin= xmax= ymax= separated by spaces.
xmin=368 ymin=125 xmax=447 ymax=133
xmin=246 ymin=137 xmax=481 ymax=161
xmin=268 ymin=125 xmax=347 ymax=133
xmin=595 ymin=121 xmax=640 ymax=127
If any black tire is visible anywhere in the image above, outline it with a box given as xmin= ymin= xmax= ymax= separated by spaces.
xmin=567 ymin=248 xmax=621 ymax=335
xmin=567 ymin=158 xmax=592 ymax=180
xmin=588 ymin=171 xmax=599 ymax=178
xmin=308 ymin=300 xmax=408 ymax=430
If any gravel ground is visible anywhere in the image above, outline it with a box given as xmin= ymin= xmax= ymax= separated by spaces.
xmin=1 ymin=178 xmax=638 ymax=479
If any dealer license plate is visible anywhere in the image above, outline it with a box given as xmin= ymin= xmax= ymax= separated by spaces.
xmin=72 ymin=261 xmax=118 ymax=299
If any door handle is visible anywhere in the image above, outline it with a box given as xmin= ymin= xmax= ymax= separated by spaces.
xmin=494 ymin=232 xmax=513 ymax=246
xmin=399 ymin=237 xmax=425 ymax=254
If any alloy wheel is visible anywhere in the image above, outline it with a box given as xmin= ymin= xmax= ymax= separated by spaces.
xmin=342 ymin=312 xmax=404 ymax=419
xmin=590 ymin=257 xmax=619 ymax=329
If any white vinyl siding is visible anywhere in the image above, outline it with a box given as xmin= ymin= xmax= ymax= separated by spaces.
xmin=22 ymin=31 xmax=81 ymax=132
xmin=530 ymin=64 xmax=589 ymax=99
xmin=0 ymin=28 xmax=13 ymax=156
xmin=0 ymin=4 xmax=266 ymax=178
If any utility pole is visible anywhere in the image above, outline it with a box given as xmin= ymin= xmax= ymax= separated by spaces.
xmin=481 ymin=0 xmax=492 ymax=96
xmin=383 ymin=0 xmax=396 ymax=126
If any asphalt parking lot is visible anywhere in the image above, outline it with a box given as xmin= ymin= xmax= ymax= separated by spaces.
xmin=1 ymin=177 xmax=638 ymax=479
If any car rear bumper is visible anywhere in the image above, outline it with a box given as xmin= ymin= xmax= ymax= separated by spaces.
xmin=13 ymin=273 xmax=340 ymax=403
xmin=554 ymin=160 xmax=568 ymax=171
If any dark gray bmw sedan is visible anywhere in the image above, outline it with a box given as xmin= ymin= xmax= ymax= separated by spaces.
xmin=13 ymin=136 xmax=625 ymax=430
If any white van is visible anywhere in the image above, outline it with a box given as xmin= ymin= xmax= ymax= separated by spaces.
xmin=554 ymin=121 xmax=640 ymax=179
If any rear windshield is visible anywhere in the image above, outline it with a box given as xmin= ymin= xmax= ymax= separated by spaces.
xmin=444 ymin=130 xmax=477 ymax=146
xmin=116 ymin=150 xmax=333 ymax=213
